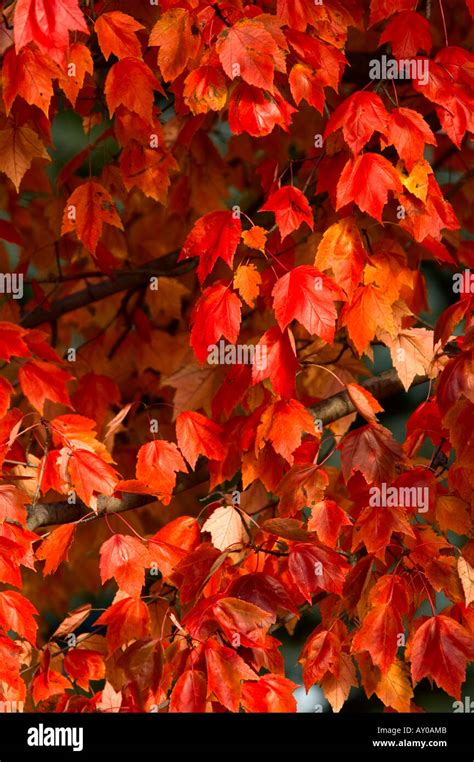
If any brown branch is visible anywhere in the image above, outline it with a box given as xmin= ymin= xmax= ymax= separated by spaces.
xmin=20 ymin=192 xmax=270 ymax=330
xmin=26 ymin=370 xmax=429 ymax=532
xmin=27 ymin=462 xmax=210 ymax=532
xmin=310 ymin=369 xmax=429 ymax=425
xmin=21 ymin=250 xmax=196 ymax=329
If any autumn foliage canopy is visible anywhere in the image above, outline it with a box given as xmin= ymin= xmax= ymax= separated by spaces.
xmin=0 ymin=0 xmax=473 ymax=714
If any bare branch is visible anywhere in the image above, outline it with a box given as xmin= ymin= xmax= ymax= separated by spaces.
xmin=21 ymin=250 xmax=196 ymax=329
xmin=310 ymin=369 xmax=429 ymax=425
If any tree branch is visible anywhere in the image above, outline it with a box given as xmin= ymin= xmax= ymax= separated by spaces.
xmin=21 ymin=250 xmax=196 ymax=329
xmin=26 ymin=370 xmax=429 ymax=532
xmin=310 ymin=369 xmax=429 ymax=425
xmin=20 ymin=190 xmax=270 ymax=330
xmin=27 ymin=462 xmax=210 ymax=532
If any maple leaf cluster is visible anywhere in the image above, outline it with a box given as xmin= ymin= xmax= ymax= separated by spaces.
xmin=0 ymin=0 xmax=472 ymax=715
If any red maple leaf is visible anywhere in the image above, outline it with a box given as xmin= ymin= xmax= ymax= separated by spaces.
xmin=259 ymin=186 xmax=314 ymax=240
xmin=336 ymin=153 xmax=403 ymax=221
xmin=272 ymin=265 xmax=344 ymax=343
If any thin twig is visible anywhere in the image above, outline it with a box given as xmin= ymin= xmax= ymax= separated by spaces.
xmin=31 ymin=424 xmax=51 ymax=509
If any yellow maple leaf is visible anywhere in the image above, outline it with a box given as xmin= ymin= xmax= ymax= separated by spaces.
xmin=0 ymin=124 xmax=49 ymax=192
xmin=321 ymin=652 xmax=358 ymax=712
xmin=374 ymin=660 xmax=414 ymax=712
xmin=397 ymin=159 xmax=432 ymax=203
xmin=233 ymin=263 xmax=262 ymax=307
xmin=241 ymin=226 xmax=267 ymax=252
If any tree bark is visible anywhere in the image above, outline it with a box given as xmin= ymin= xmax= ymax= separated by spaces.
xmin=21 ymin=250 xmax=194 ymax=329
